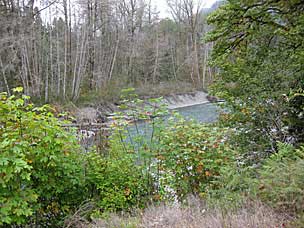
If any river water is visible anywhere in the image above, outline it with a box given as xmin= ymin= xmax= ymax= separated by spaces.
xmin=124 ymin=102 xmax=221 ymax=143
xmin=174 ymin=102 xmax=220 ymax=123
xmin=79 ymin=102 xmax=221 ymax=151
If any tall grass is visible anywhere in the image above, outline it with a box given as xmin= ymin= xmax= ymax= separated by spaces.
xmin=68 ymin=199 xmax=288 ymax=228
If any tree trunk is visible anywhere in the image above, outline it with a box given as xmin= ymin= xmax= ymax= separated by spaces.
xmin=153 ymin=30 xmax=159 ymax=84
xmin=0 ymin=56 xmax=11 ymax=96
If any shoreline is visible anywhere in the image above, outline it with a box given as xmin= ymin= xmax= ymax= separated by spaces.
xmin=167 ymin=100 xmax=210 ymax=109
xmin=73 ymin=91 xmax=216 ymax=123
xmin=164 ymin=91 xmax=210 ymax=109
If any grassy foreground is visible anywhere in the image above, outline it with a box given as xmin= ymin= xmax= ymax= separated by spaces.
xmin=66 ymin=199 xmax=288 ymax=228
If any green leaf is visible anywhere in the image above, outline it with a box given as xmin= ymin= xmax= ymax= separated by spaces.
xmin=12 ymin=87 xmax=23 ymax=93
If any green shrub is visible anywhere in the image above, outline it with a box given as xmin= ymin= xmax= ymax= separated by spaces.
xmin=85 ymin=136 xmax=148 ymax=213
xmin=158 ymin=119 xmax=235 ymax=200
xmin=204 ymin=162 xmax=258 ymax=209
xmin=0 ymin=88 xmax=85 ymax=226
xmin=257 ymin=143 xmax=304 ymax=214
xmin=204 ymin=142 xmax=304 ymax=214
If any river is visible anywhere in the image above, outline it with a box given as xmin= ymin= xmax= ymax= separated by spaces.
xmin=78 ymin=102 xmax=221 ymax=151
xmin=123 ymin=102 xmax=221 ymax=143
xmin=174 ymin=102 xmax=220 ymax=123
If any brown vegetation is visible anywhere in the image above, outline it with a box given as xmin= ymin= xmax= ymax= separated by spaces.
xmin=66 ymin=200 xmax=288 ymax=228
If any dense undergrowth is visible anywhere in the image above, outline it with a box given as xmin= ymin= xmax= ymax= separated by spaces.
xmin=1 ymin=88 xmax=303 ymax=227
xmin=1 ymin=0 xmax=304 ymax=227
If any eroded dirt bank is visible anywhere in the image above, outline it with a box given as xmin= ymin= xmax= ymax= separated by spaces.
xmin=71 ymin=91 xmax=214 ymax=123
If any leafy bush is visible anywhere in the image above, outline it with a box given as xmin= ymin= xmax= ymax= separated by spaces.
xmin=207 ymin=0 xmax=304 ymax=163
xmin=85 ymin=132 xmax=149 ymax=213
xmin=205 ymin=164 xmax=258 ymax=209
xmin=257 ymin=143 xmax=304 ymax=214
xmin=86 ymin=107 xmax=148 ymax=216
xmin=0 ymin=88 xmax=85 ymax=226
xmin=204 ymin=142 xmax=304 ymax=214
xmin=158 ymin=119 xmax=235 ymax=200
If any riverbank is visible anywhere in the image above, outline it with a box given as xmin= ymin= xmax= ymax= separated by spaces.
xmin=71 ymin=91 xmax=212 ymax=123
xmin=165 ymin=91 xmax=210 ymax=109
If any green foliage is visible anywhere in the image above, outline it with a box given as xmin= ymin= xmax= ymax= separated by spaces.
xmin=0 ymin=89 xmax=85 ymax=226
xmin=284 ymin=89 xmax=304 ymax=142
xmin=158 ymin=119 xmax=235 ymax=200
xmin=84 ymin=149 xmax=148 ymax=213
xmin=205 ymin=142 xmax=304 ymax=216
xmin=257 ymin=144 xmax=304 ymax=214
xmin=205 ymin=163 xmax=257 ymax=207
xmin=204 ymin=2 xmax=304 ymax=220
xmin=206 ymin=0 xmax=304 ymax=159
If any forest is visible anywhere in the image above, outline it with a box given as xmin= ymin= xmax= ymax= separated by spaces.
xmin=1 ymin=0 xmax=304 ymax=227
xmin=0 ymin=0 xmax=218 ymax=103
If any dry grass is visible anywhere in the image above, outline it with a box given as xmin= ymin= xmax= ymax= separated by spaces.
xmin=91 ymin=214 xmax=139 ymax=228
xmin=87 ymin=200 xmax=288 ymax=228
xmin=64 ymin=201 xmax=96 ymax=228
xmin=140 ymin=202 xmax=286 ymax=228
